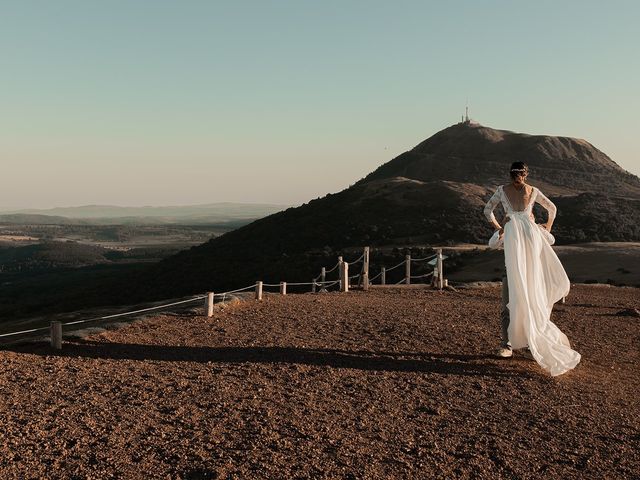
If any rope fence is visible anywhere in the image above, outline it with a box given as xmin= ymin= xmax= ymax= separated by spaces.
xmin=0 ymin=246 xmax=449 ymax=348
xmin=411 ymin=254 xmax=438 ymax=262
xmin=410 ymin=273 xmax=434 ymax=279
xmin=0 ymin=295 xmax=208 ymax=340
xmin=369 ymin=271 xmax=383 ymax=282
xmin=384 ymin=260 xmax=406 ymax=272
xmin=324 ymin=261 xmax=340 ymax=274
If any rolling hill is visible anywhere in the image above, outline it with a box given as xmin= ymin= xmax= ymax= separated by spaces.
xmin=134 ymin=120 xmax=640 ymax=299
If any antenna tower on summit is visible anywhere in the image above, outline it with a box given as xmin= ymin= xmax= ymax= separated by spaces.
xmin=459 ymin=100 xmax=474 ymax=125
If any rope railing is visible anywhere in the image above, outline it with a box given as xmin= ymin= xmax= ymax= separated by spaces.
xmin=313 ymin=253 xmax=361 ymax=285
xmin=64 ymin=296 xmax=207 ymax=326
xmin=0 ymin=325 xmax=50 ymax=338
xmin=410 ymin=254 xmax=438 ymax=262
xmin=219 ymin=284 xmax=258 ymax=295
xmin=0 ymin=294 xmax=208 ymax=339
xmin=410 ymin=272 xmax=434 ymax=279
xmin=358 ymin=249 xmax=444 ymax=289
xmin=345 ymin=253 xmax=365 ymax=264
xmin=324 ymin=261 xmax=340 ymax=274
xmin=384 ymin=259 xmax=406 ymax=272
xmin=314 ymin=260 xmax=340 ymax=282
xmin=314 ymin=279 xmax=340 ymax=289
xmin=1 ymin=246 xmax=448 ymax=346
xmin=369 ymin=271 xmax=383 ymax=282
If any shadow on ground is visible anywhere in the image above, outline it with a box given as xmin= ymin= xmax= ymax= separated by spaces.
xmin=11 ymin=339 xmax=534 ymax=379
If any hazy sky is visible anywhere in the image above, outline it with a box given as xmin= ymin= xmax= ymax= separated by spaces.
xmin=2 ymin=0 xmax=639 ymax=209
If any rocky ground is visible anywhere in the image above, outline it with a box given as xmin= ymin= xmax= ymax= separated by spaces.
xmin=0 ymin=284 xmax=638 ymax=479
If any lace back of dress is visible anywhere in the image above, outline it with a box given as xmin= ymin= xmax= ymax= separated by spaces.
xmin=502 ymin=184 xmax=535 ymax=212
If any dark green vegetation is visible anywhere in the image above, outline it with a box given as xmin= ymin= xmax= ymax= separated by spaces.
xmin=0 ymin=223 xmax=234 ymax=323
xmin=0 ymin=241 xmax=184 ymax=274
xmin=0 ymin=223 xmax=237 ymax=244
xmin=552 ymin=194 xmax=640 ymax=243
xmin=0 ymin=264 xmax=146 ymax=323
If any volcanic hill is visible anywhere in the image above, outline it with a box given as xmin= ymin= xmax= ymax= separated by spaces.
xmin=134 ymin=121 xmax=640 ymax=299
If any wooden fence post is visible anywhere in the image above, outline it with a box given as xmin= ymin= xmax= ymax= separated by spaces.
xmin=362 ymin=246 xmax=370 ymax=290
xmin=405 ymin=254 xmax=411 ymax=285
xmin=50 ymin=321 xmax=62 ymax=350
xmin=338 ymin=256 xmax=344 ymax=289
xmin=320 ymin=267 xmax=327 ymax=292
xmin=437 ymin=249 xmax=444 ymax=290
xmin=207 ymin=292 xmax=214 ymax=317
xmin=381 ymin=267 xmax=386 ymax=285
xmin=312 ymin=281 xmax=317 ymax=293
xmin=255 ymin=281 xmax=263 ymax=300
xmin=340 ymin=262 xmax=349 ymax=292
xmin=280 ymin=282 xmax=287 ymax=295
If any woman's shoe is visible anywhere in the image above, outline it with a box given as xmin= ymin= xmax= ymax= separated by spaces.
xmin=496 ymin=347 xmax=513 ymax=358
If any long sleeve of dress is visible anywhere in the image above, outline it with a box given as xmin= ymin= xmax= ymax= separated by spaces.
xmin=484 ymin=187 xmax=501 ymax=224
xmin=535 ymin=189 xmax=557 ymax=223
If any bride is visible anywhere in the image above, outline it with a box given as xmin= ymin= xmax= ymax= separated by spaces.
xmin=484 ymin=162 xmax=581 ymax=376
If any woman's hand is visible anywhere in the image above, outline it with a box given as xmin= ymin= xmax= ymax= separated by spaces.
xmin=498 ymin=217 xmax=511 ymax=235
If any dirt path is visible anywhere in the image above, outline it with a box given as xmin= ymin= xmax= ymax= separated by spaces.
xmin=1 ymin=285 xmax=638 ymax=479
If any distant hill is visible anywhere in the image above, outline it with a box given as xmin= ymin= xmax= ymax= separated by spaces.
xmin=0 ymin=203 xmax=289 ymax=225
xmin=132 ymin=121 xmax=640 ymax=299
xmin=0 ymin=214 xmax=81 ymax=225
xmin=0 ymin=241 xmax=183 ymax=274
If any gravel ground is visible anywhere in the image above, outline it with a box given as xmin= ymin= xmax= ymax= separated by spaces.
xmin=0 ymin=285 xmax=638 ymax=479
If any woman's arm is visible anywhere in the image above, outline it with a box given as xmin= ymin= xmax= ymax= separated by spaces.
xmin=483 ymin=188 xmax=503 ymax=231
xmin=535 ymin=189 xmax=557 ymax=231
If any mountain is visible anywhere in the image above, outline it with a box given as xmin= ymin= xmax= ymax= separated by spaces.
xmin=132 ymin=121 xmax=640 ymax=299
xmin=360 ymin=122 xmax=640 ymax=198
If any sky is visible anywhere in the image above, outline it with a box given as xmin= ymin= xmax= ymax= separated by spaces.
xmin=1 ymin=0 xmax=639 ymax=209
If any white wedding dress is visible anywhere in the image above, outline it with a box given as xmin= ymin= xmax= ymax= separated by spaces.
xmin=484 ymin=185 xmax=581 ymax=376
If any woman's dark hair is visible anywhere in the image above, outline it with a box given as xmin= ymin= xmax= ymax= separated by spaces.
xmin=510 ymin=161 xmax=529 ymax=179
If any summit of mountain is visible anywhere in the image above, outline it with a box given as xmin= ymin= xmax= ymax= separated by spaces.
xmin=359 ymin=121 xmax=640 ymax=198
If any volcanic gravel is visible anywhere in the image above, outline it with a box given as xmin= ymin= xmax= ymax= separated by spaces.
xmin=1 ymin=285 xmax=638 ymax=479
